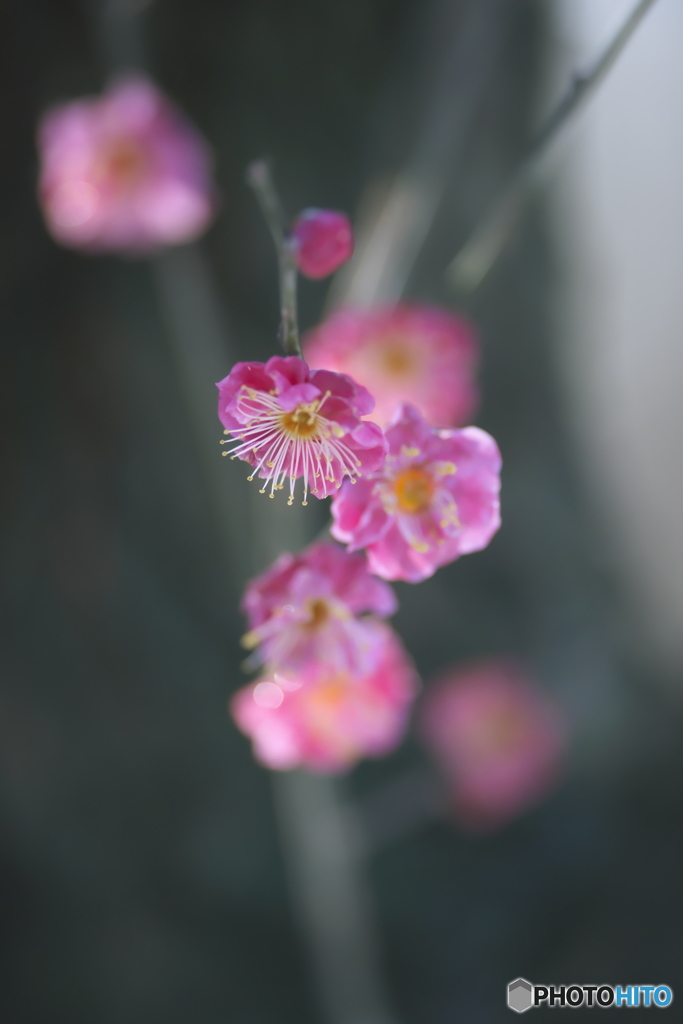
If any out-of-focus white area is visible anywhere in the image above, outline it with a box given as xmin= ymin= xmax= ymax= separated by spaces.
xmin=549 ymin=0 xmax=683 ymax=683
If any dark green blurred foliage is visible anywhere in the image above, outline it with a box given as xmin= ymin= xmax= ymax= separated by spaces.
xmin=1 ymin=2 xmax=682 ymax=1023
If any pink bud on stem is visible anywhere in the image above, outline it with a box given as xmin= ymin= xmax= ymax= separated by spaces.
xmin=290 ymin=208 xmax=354 ymax=279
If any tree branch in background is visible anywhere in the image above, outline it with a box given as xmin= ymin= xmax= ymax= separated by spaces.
xmin=447 ymin=0 xmax=660 ymax=293
xmin=246 ymin=161 xmax=301 ymax=357
xmin=328 ymin=0 xmax=508 ymax=309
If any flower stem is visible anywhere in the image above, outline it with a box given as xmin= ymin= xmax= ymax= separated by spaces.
xmin=447 ymin=0 xmax=660 ymax=292
xmin=273 ymin=771 xmax=397 ymax=1024
xmin=246 ymin=160 xmax=301 ymax=357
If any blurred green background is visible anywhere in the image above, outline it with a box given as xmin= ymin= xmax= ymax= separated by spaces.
xmin=1 ymin=1 xmax=682 ymax=1021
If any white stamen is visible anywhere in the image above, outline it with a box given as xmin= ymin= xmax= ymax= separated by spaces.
xmin=223 ymin=385 xmax=362 ymax=502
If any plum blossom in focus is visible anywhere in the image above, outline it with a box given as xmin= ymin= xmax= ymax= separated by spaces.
xmin=290 ymin=208 xmax=354 ymax=279
xmin=420 ymin=660 xmax=566 ymax=830
xmin=331 ymin=403 xmax=501 ymax=582
xmin=232 ymin=622 xmax=417 ymax=772
xmin=303 ymin=304 xmax=478 ymax=428
xmin=217 ymin=356 xmax=386 ymax=503
xmin=241 ymin=541 xmax=397 ymax=674
xmin=38 ymin=76 xmax=215 ymax=251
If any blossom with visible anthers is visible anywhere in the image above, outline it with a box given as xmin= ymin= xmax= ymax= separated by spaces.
xmin=331 ymin=403 xmax=501 ymax=582
xmin=217 ymin=356 xmax=386 ymax=504
xmin=241 ymin=541 xmax=397 ymax=674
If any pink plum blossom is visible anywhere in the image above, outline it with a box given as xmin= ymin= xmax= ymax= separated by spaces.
xmin=241 ymin=541 xmax=397 ymax=674
xmin=232 ymin=622 xmax=417 ymax=772
xmin=290 ymin=208 xmax=354 ymax=279
xmin=37 ymin=76 xmax=215 ymax=252
xmin=331 ymin=403 xmax=501 ymax=582
xmin=217 ymin=355 xmax=386 ymax=503
xmin=420 ymin=660 xmax=566 ymax=830
xmin=303 ymin=304 xmax=478 ymax=428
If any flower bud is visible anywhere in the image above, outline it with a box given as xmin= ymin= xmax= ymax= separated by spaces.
xmin=290 ymin=208 xmax=353 ymax=279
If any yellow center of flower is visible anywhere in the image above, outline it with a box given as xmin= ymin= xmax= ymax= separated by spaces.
xmin=304 ymin=675 xmax=361 ymax=763
xmin=393 ymin=467 xmax=434 ymax=514
xmin=308 ymin=678 xmax=348 ymax=711
xmin=99 ymin=138 xmax=148 ymax=187
xmin=225 ymin=387 xmax=357 ymax=505
xmin=280 ymin=403 xmax=320 ymax=438
xmin=468 ymin=710 xmax=526 ymax=757
xmin=377 ymin=337 xmax=417 ymax=378
xmin=303 ymin=598 xmax=331 ymax=630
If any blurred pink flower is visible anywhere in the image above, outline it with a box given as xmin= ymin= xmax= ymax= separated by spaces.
xmin=290 ymin=208 xmax=353 ymax=279
xmin=303 ymin=304 xmax=478 ymax=428
xmin=420 ymin=660 xmax=566 ymax=830
xmin=37 ymin=76 xmax=216 ymax=252
xmin=331 ymin=403 xmax=501 ymax=582
xmin=217 ymin=355 xmax=386 ymax=503
xmin=232 ymin=623 xmax=417 ymax=772
xmin=242 ymin=540 xmax=397 ymax=674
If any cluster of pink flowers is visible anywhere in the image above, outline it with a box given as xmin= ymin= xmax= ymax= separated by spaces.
xmin=231 ymin=542 xmax=417 ymax=771
xmin=217 ymin=359 xmax=500 ymax=583
xmin=34 ymin=66 xmax=567 ymax=811
xmin=420 ymin=660 xmax=566 ymax=829
xmin=222 ymin=347 xmax=502 ymax=770
xmin=220 ymin=306 xmax=503 ymax=770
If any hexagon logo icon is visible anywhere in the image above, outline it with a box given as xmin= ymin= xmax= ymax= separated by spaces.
xmin=508 ymin=978 xmax=533 ymax=1013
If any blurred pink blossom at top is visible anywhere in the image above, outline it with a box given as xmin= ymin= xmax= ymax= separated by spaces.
xmin=303 ymin=304 xmax=478 ymax=428
xmin=331 ymin=402 xmax=501 ymax=582
xmin=232 ymin=621 xmax=418 ymax=772
xmin=420 ymin=659 xmax=566 ymax=830
xmin=37 ymin=76 xmax=216 ymax=252
xmin=217 ymin=355 xmax=386 ymax=503
xmin=241 ymin=540 xmax=397 ymax=674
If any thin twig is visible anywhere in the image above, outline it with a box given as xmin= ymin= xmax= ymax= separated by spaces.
xmin=246 ymin=160 xmax=301 ymax=356
xmin=328 ymin=0 xmax=507 ymax=309
xmin=448 ymin=0 xmax=660 ymax=293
